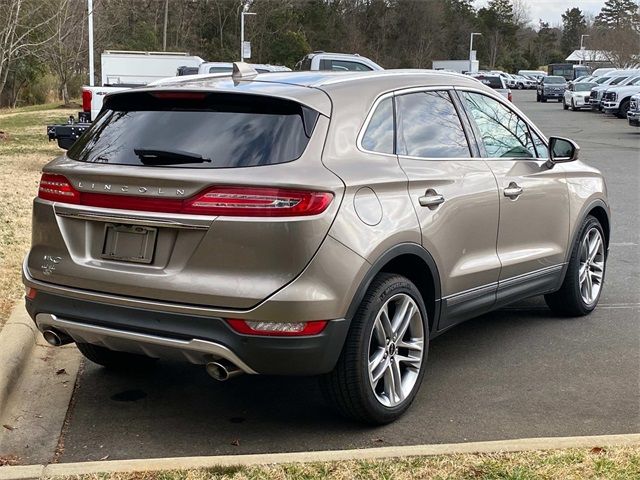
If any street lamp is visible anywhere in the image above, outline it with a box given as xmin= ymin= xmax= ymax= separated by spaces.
xmin=469 ymin=32 xmax=482 ymax=74
xmin=579 ymin=34 xmax=590 ymax=65
xmin=240 ymin=6 xmax=257 ymax=62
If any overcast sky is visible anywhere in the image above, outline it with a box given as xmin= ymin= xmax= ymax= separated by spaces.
xmin=475 ymin=1 xmax=607 ymax=26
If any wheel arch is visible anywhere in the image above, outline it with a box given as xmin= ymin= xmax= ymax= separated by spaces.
xmin=346 ymin=243 xmax=442 ymax=333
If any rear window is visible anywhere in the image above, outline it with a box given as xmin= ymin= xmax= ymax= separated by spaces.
xmin=475 ymin=76 xmax=504 ymax=89
xmin=67 ymin=92 xmax=319 ymax=169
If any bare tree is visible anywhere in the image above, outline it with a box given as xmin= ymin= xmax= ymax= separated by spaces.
xmin=0 ymin=0 xmax=60 ymax=97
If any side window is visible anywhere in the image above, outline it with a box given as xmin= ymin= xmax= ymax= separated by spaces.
xmin=530 ymin=130 xmax=549 ymax=158
xmin=461 ymin=91 xmax=536 ymax=158
xmin=396 ymin=90 xmax=471 ymax=158
xmin=329 ymin=60 xmax=372 ymax=71
xmin=362 ymin=97 xmax=395 ymax=154
xmin=361 ymin=97 xmax=394 ymax=154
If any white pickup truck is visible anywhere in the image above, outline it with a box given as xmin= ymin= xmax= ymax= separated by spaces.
xmin=48 ymin=51 xmax=203 ymax=148
xmin=294 ymin=52 xmax=383 ymax=71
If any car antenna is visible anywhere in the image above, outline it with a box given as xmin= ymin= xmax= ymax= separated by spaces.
xmin=232 ymin=62 xmax=258 ymax=81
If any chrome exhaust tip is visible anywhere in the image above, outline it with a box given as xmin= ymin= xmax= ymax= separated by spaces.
xmin=206 ymin=360 xmax=243 ymax=381
xmin=42 ymin=329 xmax=71 ymax=347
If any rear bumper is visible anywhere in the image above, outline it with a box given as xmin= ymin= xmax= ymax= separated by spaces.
xmin=26 ymin=290 xmax=350 ymax=376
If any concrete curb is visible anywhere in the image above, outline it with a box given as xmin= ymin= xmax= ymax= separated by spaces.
xmin=1 ymin=433 xmax=638 ymax=479
xmin=0 ymin=306 xmax=38 ymax=418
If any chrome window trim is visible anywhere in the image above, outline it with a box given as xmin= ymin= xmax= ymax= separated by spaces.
xmin=356 ymin=90 xmax=397 ymax=158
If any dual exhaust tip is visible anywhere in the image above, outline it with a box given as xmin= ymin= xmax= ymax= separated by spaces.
xmin=43 ymin=329 xmax=243 ymax=382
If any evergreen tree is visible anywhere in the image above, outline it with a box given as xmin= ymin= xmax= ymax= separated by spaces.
xmin=594 ymin=0 xmax=640 ymax=29
xmin=561 ymin=8 xmax=587 ymax=55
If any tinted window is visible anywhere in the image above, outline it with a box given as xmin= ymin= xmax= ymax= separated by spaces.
xmin=462 ymin=91 xmax=536 ymax=158
xmin=362 ymin=97 xmax=394 ymax=154
xmin=68 ymin=93 xmax=318 ymax=169
xmin=208 ymin=66 xmax=232 ymax=73
xmin=475 ymin=76 xmax=504 ymax=89
xmin=321 ymin=59 xmax=372 ymax=71
xmin=575 ymin=83 xmax=596 ymax=91
xmin=396 ymin=91 xmax=470 ymax=158
xmin=609 ymin=76 xmax=628 ymax=85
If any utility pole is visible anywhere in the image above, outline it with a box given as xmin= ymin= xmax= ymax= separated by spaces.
xmin=469 ymin=32 xmax=482 ymax=74
xmin=163 ymin=0 xmax=169 ymax=51
xmin=88 ymin=0 xmax=94 ymax=86
xmin=240 ymin=4 xmax=256 ymax=62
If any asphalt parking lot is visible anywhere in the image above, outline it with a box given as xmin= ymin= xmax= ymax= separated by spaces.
xmin=18 ymin=90 xmax=640 ymax=462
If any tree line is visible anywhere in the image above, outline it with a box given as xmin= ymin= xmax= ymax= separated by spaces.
xmin=0 ymin=0 xmax=638 ymax=107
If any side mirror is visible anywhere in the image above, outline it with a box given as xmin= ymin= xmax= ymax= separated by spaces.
xmin=546 ymin=136 xmax=579 ymax=168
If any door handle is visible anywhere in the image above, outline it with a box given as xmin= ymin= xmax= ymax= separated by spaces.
xmin=419 ymin=189 xmax=445 ymax=208
xmin=503 ymin=182 xmax=523 ymax=199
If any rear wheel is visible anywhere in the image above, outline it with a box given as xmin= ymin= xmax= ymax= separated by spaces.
xmin=321 ymin=273 xmax=428 ymax=424
xmin=76 ymin=342 xmax=158 ymax=370
xmin=545 ymin=215 xmax=606 ymax=316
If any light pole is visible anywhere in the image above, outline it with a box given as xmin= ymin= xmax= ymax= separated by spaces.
xmin=469 ymin=32 xmax=482 ymax=74
xmin=240 ymin=6 xmax=256 ymax=62
xmin=579 ymin=34 xmax=590 ymax=65
xmin=88 ymin=0 xmax=94 ymax=86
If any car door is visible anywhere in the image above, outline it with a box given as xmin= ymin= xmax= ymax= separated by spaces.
xmin=394 ymin=89 xmax=501 ymax=329
xmin=457 ymin=89 xmax=570 ymax=306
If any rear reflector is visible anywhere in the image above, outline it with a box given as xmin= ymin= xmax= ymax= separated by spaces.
xmin=37 ymin=174 xmax=333 ymax=217
xmin=82 ymin=89 xmax=92 ymax=112
xmin=226 ymin=319 xmax=328 ymax=336
xmin=25 ymin=287 xmax=37 ymax=300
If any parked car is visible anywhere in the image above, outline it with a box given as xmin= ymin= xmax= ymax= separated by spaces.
xmin=518 ymin=69 xmax=547 ymax=81
xmin=25 ymin=65 xmax=610 ymax=424
xmin=627 ymin=93 xmax=640 ymax=126
xmin=511 ymin=74 xmax=536 ymax=89
xmin=563 ymin=82 xmax=597 ymax=111
xmin=471 ymin=73 xmax=512 ymax=101
xmin=601 ymin=76 xmax=640 ymax=118
xmin=295 ymin=51 xmax=383 ymax=71
xmin=589 ymin=71 xmax=639 ymax=110
xmin=197 ymin=62 xmax=291 ymax=74
xmin=536 ymin=75 xmax=567 ymax=102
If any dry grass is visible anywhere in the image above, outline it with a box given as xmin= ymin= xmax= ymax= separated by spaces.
xmin=54 ymin=446 xmax=640 ymax=480
xmin=0 ymin=104 xmax=76 ymax=326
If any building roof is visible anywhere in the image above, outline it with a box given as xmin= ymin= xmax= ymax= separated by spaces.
xmin=566 ymin=50 xmax=612 ymax=62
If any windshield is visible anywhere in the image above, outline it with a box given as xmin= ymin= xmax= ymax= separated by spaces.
xmin=68 ymin=93 xmax=319 ymax=169
xmin=545 ymin=76 xmax=565 ymax=84
xmin=575 ymin=83 xmax=596 ymax=91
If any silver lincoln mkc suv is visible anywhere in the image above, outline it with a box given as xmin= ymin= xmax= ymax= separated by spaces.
xmin=24 ymin=64 xmax=610 ymax=424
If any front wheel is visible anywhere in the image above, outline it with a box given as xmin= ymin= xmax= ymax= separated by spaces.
xmin=545 ymin=215 xmax=606 ymax=316
xmin=571 ymin=99 xmax=576 ymax=111
xmin=563 ymin=98 xmax=568 ymax=110
xmin=321 ymin=273 xmax=428 ymax=424
xmin=617 ymin=99 xmax=630 ymax=119
xmin=541 ymin=96 xmax=547 ymax=103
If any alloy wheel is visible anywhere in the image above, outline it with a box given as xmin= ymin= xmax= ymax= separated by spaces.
xmin=579 ymin=227 xmax=605 ymax=305
xmin=367 ymin=293 xmax=424 ymax=407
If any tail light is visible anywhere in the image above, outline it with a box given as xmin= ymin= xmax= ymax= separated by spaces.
xmin=82 ymin=89 xmax=92 ymax=112
xmin=508 ymin=90 xmax=513 ymax=102
xmin=182 ymin=187 xmax=333 ymax=217
xmin=38 ymin=173 xmax=80 ymax=203
xmin=37 ymin=174 xmax=333 ymax=217
xmin=226 ymin=319 xmax=328 ymax=336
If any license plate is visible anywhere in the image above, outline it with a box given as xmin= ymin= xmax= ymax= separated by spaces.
xmin=102 ymin=224 xmax=157 ymax=264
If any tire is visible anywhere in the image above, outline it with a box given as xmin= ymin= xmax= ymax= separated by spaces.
xmin=541 ymin=96 xmax=547 ymax=103
xmin=76 ymin=342 xmax=158 ymax=370
xmin=536 ymin=93 xmax=540 ymax=102
xmin=571 ymin=99 xmax=576 ymax=111
xmin=617 ymin=99 xmax=630 ymax=119
xmin=321 ymin=273 xmax=429 ymax=424
xmin=518 ymin=83 xmax=524 ymax=90
xmin=545 ymin=215 xmax=607 ymax=317
xmin=563 ymin=98 xmax=568 ymax=110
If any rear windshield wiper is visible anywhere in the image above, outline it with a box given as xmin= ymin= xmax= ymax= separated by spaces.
xmin=133 ymin=148 xmax=212 ymax=165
